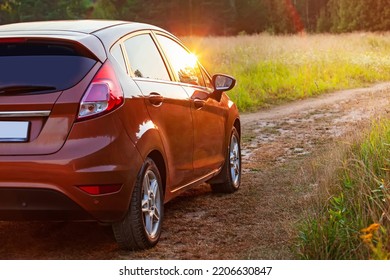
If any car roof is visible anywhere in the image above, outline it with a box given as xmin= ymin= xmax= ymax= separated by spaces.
xmin=0 ymin=20 xmax=129 ymax=34
xmin=0 ymin=20 xmax=169 ymax=62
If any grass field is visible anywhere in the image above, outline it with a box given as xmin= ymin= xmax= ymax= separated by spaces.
xmin=184 ymin=33 xmax=390 ymax=259
xmin=297 ymin=120 xmax=390 ymax=259
xmin=182 ymin=33 xmax=390 ymax=112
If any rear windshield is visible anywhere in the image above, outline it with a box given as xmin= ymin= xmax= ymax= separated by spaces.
xmin=0 ymin=41 xmax=97 ymax=94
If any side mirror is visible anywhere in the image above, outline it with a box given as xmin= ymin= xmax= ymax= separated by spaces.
xmin=212 ymin=74 xmax=236 ymax=92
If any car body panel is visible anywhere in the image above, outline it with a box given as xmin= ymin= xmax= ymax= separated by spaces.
xmin=183 ymin=85 xmax=228 ymax=177
xmin=0 ymin=111 xmax=143 ymax=222
xmin=0 ymin=20 xmax=240 ymax=224
xmin=136 ymin=79 xmax=194 ymax=190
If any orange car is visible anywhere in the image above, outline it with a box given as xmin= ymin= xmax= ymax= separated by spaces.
xmin=0 ymin=20 xmax=241 ymax=250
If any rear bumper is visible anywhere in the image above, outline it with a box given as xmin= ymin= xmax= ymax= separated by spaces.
xmin=0 ymin=113 xmax=144 ymax=223
xmin=0 ymin=188 xmax=92 ymax=221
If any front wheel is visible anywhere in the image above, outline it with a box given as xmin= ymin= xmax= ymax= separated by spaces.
xmin=211 ymin=127 xmax=241 ymax=193
xmin=112 ymin=158 xmax=164 ymax=250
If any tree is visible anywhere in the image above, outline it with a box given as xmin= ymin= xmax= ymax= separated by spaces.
xmin=1 ymin=0 xmax=390 ymax=34
xmin=264 ymin=0 xmax=299 ymax=34
xmin=316 ymin=6 xmax=331 ymax=32
xmin=0 ymin=0 xmax=19 ymax=24
xmin=93 ymin=0 xmax=122 ymax=19
xmin=294 ymin=0 xmax=329 ymax=32
xmin=65 ymin=0 xmax=93 ymax=19
xmin=236 ymin=0 xmax=268 ymax=34
xmin=325 ymin=0 xmax=390 ymax=33
xmin=16 ymin=0 xmax=92 ymax=22
xmin=360 ymin=0 xmax=390 ymax=31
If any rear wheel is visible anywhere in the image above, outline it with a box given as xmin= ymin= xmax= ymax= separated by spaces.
xmin=112 ymin=158 xmax=163 ymax=250
xmin=211 ymin=127 xmax=241 ymax=193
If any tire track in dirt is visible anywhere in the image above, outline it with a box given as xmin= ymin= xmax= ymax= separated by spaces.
xmin=1 ymin=83 xmax=390 ymax=259
xmin=241 ymin=82 xmax=390 ymax=169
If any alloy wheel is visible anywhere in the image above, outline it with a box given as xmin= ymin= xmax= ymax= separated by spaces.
xmin=229 ymin=133 xmax=240 ymax=187
xmin=141 ymin=169 xmax=161 ymax=239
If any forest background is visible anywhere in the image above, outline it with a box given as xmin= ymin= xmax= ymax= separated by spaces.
xmin=1 ymin=0 xmax=390 ymax=35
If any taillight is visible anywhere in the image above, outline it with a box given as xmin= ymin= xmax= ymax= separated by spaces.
xmin=77 ymin=60 xmax=124 ymax=120
xmin=0 ymin=38 xmax=26 ymax=43
xmin=77 ymin=184 xmax=122 ymax=195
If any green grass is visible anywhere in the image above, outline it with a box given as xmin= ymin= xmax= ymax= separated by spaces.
xmin=183 ymin=33 xmax=390 ymax=259
xmin=182 ymin=33 xmax=390 ymax=111
xmin=297 ymin=120 xmax=390 ymax=259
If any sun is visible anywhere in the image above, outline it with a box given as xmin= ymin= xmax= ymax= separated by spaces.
xmin=175 ymin=50 xmax=199 ymax=70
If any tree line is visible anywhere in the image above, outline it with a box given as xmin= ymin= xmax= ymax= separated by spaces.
xmin=1 ymin=0 xmax=390 ymax=35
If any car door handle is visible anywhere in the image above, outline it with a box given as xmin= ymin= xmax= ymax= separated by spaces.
xmin=148 ymin=92 xmax=164 ymax=106
xmin=194 ymin=98 xmax=205 ymax=109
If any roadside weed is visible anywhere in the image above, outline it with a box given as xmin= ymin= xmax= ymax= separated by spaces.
xmin=297 ymin=120 xmax=390 ymax=259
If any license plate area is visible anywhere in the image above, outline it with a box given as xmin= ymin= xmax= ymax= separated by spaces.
xmin=0 ymin=121 xmax=29 ymax=142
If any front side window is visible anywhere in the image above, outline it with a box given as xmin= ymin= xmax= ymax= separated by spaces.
xmin=156 ymin=35 xmax=205 ymax=87
xmin=201 ymin=68 xmax=213 ymax=90
xmin=124 ymin=34 xmax=170 ymax=81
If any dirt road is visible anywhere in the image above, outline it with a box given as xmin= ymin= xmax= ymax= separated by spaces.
xmin=1 ymin=83 xmax=390 ymax=259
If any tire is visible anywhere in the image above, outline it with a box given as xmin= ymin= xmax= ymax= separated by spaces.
xmin=112 ymin=158 xmax=164 ymax=250
xmin=211 ymin=127 xmax=241 ymax=193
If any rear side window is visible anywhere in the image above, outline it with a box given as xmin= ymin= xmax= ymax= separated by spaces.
xmin=111 ymin=43 xmax=127 ymax=73
xmin=123 ymin=34 xmax=170 ymax=81
xmin=0 ymin=41 xmax=97 ymax=94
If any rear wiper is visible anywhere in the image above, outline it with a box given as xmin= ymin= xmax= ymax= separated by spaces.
xmin=0 ymin=85 xmax=57 ymax=95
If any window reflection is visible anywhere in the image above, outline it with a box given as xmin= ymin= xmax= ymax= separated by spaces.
xmin=156 ymin=35 xmax=205 ymax=87
xmin=110 ymin=44 xmax=127 ymax=73
xmin=124 ymin=34 xmax=170 ymax=81
xmin=201 ymin=67 xmax=213 ymax=89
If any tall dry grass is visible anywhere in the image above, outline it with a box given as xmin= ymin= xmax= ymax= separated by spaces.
xmin=182 ymin=33 xmax=390 ymax=259
xmin=297 ymin=120 xmax=390 ymax=259
xmin=182 ymin=33 xmax=390 ymax=111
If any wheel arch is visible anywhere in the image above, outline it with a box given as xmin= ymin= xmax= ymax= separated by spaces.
xmin=207 ymin=117 xmax=241 ymax=185
xmin=233 ymin=118 xmax=241 ymax=139
xmin=147 ymin=150 xmax=167 ymax=196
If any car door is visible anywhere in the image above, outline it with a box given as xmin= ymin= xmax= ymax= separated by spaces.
xmin=120 ymin=32 xmax=194 ymax=190
xmin=155 ymin=34 xmax=227 ymax=178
